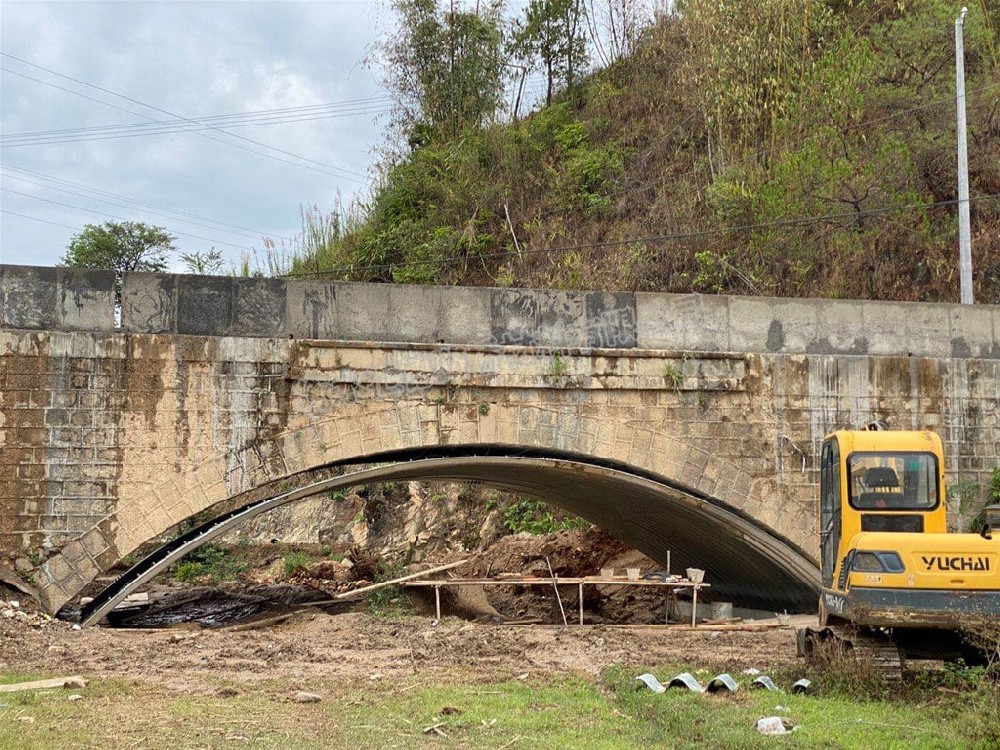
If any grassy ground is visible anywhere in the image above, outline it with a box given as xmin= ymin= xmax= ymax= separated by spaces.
xmin=1 ymin=665 xmax=995 ymax=750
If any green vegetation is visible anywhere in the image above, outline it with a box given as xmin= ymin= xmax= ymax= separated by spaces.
xmin=365 ymin=557 xmax=412 ymax=614
xmin=172 ymin=543 xmax=249 ymax=583
xmin=503 ymin=498 xmax=589 ymax=535
xmin=281 ymin=550 xmax=314 ymax=578
xmin=548 ymin=351 xmax=568 ymax=377
xmin=662 ymin=362 xmax=683 ymax=390
xmin=284 ymin=1 xmax=997 ymax=303
xmin=2 ymin=667 xmax=997 ymax=749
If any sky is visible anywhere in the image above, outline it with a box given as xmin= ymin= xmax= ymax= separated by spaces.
xmin=0 ymin=0 xmax=397 ymax=272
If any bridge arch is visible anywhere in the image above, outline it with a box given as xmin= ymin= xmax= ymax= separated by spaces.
xmin=79 ymin=450 xmax=819 ymax=625
xmin=36 ymin=401 xmax=819 ymax=614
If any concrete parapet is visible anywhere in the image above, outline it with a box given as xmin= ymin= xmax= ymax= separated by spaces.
xmin=3 ymin=265 xmax=998 ymax=358
xmin=0 ymin=265 xmax=114 ymax=332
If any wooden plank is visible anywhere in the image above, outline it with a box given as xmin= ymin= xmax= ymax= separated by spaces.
xmin=0 ymin=676 xmax=87 ymax=693
xmin=333 ymin=559 xmax=469 ymax=600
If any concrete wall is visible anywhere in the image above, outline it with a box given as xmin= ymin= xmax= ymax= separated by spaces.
xmin=3 ymin=265 xmax=997 ymax=358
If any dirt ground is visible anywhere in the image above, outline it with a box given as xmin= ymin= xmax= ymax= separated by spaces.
xmin=0 ymin=608 xmax=807 ymax=696
xmin=1 ymin=527 xmax=812 ymax=695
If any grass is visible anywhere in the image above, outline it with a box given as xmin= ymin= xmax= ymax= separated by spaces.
xmin=1 ymin=665 xmax=995 ymax=750
xmin=281 ymin=550 xmax=314 ymax=578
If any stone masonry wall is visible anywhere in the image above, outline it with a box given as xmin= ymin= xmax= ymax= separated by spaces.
xmin=1 ymin=264 xmax=998 ymax=608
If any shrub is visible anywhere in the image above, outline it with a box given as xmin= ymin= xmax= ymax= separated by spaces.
xmin=503 ymin=499 xmax=589 ymax=535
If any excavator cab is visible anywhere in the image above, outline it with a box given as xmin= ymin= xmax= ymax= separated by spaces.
xmin=804 ymin=429 xmax=1000 ymax=670
xmin=819 ymin=430 xmax=946 ymax=593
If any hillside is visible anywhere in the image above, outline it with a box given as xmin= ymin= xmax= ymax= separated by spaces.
xmin=292 ymin=1 xmax=1000 ymax=303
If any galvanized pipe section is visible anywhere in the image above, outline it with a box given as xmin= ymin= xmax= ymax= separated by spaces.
xmin=79 ymin=455 xmax=820 ymax=626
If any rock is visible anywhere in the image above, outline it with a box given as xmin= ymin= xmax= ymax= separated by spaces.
xmin=63 ymin=677 xmax=88 ymax=689
xmin=1 ymin=609 xmax=13 ymax=619
xmin=67 ymin=694 xmax=84 ymax=702
xmin=14 ymin=558 xmax=33 ymax=574
xmin=293 ymin=691 xmax=321 ymax=703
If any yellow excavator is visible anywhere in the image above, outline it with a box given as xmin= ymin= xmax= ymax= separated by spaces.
xmin=797 ymin=429 xmax=1000 ymax=673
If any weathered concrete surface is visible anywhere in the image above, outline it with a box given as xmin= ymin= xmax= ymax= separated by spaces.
xmin=1 ymin=265 xmax=998 ymax=613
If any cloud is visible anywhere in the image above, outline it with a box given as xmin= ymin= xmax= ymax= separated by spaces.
xmin=1 ymin=1 xmax=385 ymax=269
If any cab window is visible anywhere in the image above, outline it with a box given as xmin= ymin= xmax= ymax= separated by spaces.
xmin=848 ymin=452 xmax=938 ymax=510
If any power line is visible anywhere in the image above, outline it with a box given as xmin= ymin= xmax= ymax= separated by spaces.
xmin=0 ymin=54 xmax=370 ymax=182
xmin=280 ymin=193 xmax=1000 ymax=279
xmin=1 ymin=187 xmax=256 ymax=250
xmin=3 ymin=97 xmax=391 ymax=140
xmin=1 ymin=164 xmax=286 ymax=239
xmin=1 ymin=170 xmax=271 ymax=241
xmin=0 ymin=107 xmax=392 ymax=147
xmin=1 ymin=98 xmax=392 ymax=147
xmin=1 ymin=209 xmax=79 ymax=231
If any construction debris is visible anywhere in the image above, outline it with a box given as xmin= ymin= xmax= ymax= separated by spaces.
xmin=636 ymin=671 xmax=813 ymax=696
xmin=706 ymin=674 xmax=739 ymax=693
xmin=751 ymin=676 xmax=781 ymax=692
xmin=321 ymin=559 xmax=469 ymax=602
xmin=634 ymin=673 xmax=667 ymax=693
xmin=756 ymin=716 xmax=787 ymax=735
xmin=667 ymin=672 xmax=704 ymax=692
xmin=791 ymin=678 xmax=812 ymax=694
xmin=0 ymin=676 xmax=88 ymax=693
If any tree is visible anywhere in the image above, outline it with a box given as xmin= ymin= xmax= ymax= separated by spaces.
xmin=513 ymin=0 xmax=589 ymax=106
xmin=379 ymin=0 xmax=508 ymax=145
xmin=61 ymin=220 xmax=176 ymax=301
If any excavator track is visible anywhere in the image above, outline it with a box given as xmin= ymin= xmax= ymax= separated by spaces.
xmin=798 ymin=625 xmax=904 ymax=682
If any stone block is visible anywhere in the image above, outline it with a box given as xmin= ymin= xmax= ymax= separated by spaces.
xmin=949 ymin=304 xmax=997 ymax=359
xmin=122 ymin=272 xmax=176 ymax=333
xmin=585 ymin=291 xmax=636 ymax=348
xmin=490 ymin=289 xmax=586 ymax=346
xmin=860 ymin=302 xmax=917 ymax=357
xmin=337 ymin=283 xmax=392 ymax=341
xmin=770 ymin=300 xmax=819 ymax=352
xmin=0 ymin=265 xmax=58 ymax=329
xmin=808 ymin=299 xmax=866 ymax=354
xmin=57 ymin=268 xmax=115 ymax=331
xmin=728 ymin=297 xmax=778 ymax=352
xmin=636 ymin=292 xmax=729 ymax=351
xmin=176 ymin=275 xmax=232 ymax=336
xmin=439 ymin=286 xmax=491 ymax=344
xmin=387 ymin=285 xmax=442 ymax=342
xmin=286 ymin=281 xmax=338 ymax=339
xmin=81 ymin=528 xmax=110 ymax=559
xmin=231 ymin=278 xmax=286 ymax=337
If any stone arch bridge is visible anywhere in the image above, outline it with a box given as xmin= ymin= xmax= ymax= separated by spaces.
xmin=1 ymin=265 xmax=998 ymax=616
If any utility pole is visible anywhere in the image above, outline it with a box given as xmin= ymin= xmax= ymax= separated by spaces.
xmin=956 ymin=7 xmax=973 ymax=304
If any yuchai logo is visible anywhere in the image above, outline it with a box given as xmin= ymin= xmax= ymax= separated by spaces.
xmin=921 ymin=555 xmax=991 ymax=572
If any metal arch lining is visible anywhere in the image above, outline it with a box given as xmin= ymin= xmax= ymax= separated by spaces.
xmin=79 ymin=455 xmax=821 ymax=626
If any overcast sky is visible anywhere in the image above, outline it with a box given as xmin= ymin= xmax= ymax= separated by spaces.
xmin=0 ymin=0 xmax=401 ymax=272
